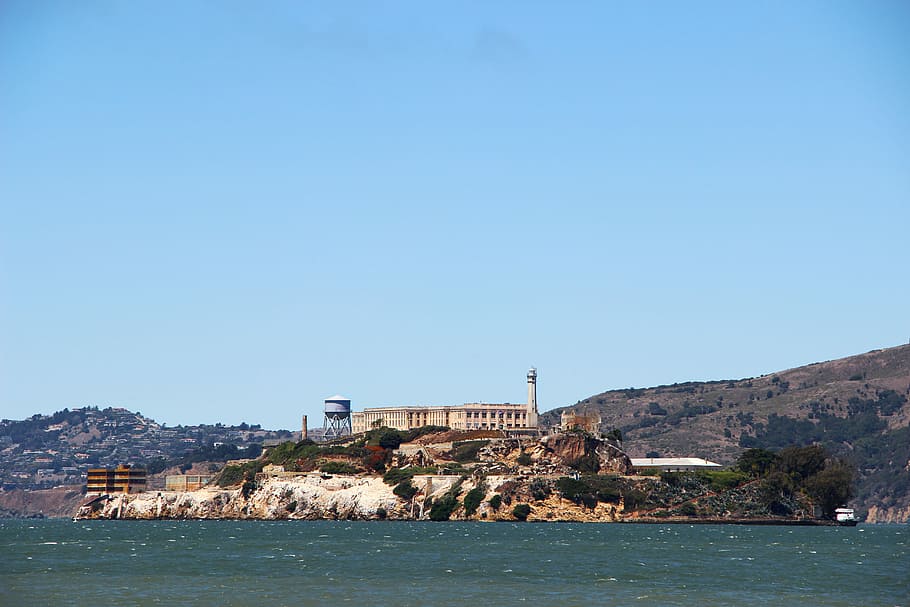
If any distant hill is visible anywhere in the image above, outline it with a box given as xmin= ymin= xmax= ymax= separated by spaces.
xmin=541 ymin=343 xmax=910 ymax=522
xmin=0 ymin=407 xmax=294 ymax=494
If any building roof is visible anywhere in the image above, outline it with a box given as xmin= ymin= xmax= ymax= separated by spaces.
xmin=631 ymin=457 xmax=721 ymax=468
xmin=325 ymin=395 xmax=350 ymax=402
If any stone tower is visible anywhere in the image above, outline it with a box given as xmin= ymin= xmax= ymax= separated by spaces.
xmin=527 ymin=367 xmax=538 ymax=428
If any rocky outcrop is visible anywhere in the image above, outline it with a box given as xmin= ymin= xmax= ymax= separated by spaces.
xmin=864 ymin=505 xmax=910 ymax=524
xmin=79 ymin=473 xmax=624 ymax=522
xmin=538 ymin=433 xmax=632 ymax=475
xmin=82 ymin=475 xmax=403 ymax=520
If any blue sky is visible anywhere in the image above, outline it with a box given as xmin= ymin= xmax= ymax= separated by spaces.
xmin=2 ymin=1 xmax=908 ymax=430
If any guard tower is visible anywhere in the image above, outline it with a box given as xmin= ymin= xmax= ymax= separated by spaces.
xmin=527 ymin=367 xmax=538 ymax=428
xmin=323 ymin=395 xmax=352 ymax=440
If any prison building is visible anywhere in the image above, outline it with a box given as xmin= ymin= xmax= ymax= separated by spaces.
xmin=350 ymin=368 xmax=539 ymax=434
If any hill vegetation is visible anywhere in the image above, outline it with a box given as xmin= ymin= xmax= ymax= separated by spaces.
xmin=542 ymin=343 xmax=910 ymax=521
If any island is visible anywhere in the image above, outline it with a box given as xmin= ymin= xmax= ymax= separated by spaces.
xmin=76 ymin=428 xmax=852 ymax=524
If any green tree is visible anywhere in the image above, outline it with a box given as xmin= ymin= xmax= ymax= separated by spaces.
xmin=378 ymin=430 xmax=403 ymax=450
xmin=512 ymin=503 xmax=531 ymax=521
xmin=429 ymin=494 xmax=459 ymax=521
xmin=463 ymin=487 xmax=485 ymax=516
xmin=806 ymin=460 xmax=854 ymax=519
xmin=776 ymin=445 xmax=827 ymax=483
xmin=736 ymin=448 xmax=777 ymax=477
xmin=393 ymin=480 xmax=418 ymax=500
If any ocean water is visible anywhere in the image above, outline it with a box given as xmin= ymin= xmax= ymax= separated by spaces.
xmin=0 ymin=520 xmax=906 ymax=607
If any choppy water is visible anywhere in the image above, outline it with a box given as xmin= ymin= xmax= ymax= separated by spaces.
xmin=0 ymin=520 xmax=906 ymax=606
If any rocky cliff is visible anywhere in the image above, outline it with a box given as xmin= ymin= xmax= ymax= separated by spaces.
xmin=79 ymin=473 xmax=631 ymax=522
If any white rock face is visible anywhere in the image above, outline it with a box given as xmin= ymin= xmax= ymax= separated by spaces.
xmin=91 ymin=475 xmax=406 ymax=520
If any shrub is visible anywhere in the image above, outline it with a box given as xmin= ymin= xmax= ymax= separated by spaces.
xmin=701 ymin=470 xmax=749 ymax=492
xmin=582 ymin=475 xmax=622 ymax=503
xmin=378 ymin=430 xmax=404 ymax=450
xmin=556 ymin=476 xmax=596 ymax=507
xmin=512 ymin=503 xmax=531 ymax=521
xmin=383 ymin=468 xmax=416 ymax=485
xmin=529 ymin=478 xmax=551 ymax=501
xmin=488 ymin=494 xmax=502 ymax=510
xmin=567 ymin=454 xmax=600 ymax=474
xmin=319 ymin=461 xmax=358 ymax=475
xmin=647 ymin=402 xmax=668 ymax=416
xmin=516 ymin=451 xmax=532 ymax=466
xmin=429 ymin=494 xmax=459 ymax=521
xmin=463 ymin=487 xmax=485 ymax=516
xmin=679 ymin=502 xmax=698 ymax=516
xmin=623 ymin=489 xmax=648 ymax=510
xmin=393 ymin=480 xmax=418 ymax=500
xmin=285 ymin=500 xmax=297 ymax=513
xmin=375 ymin=507 xmax=387 ymax=519
xmin=216 ymin=460 xmax=264 ymax=487
xmin=452 ymin=440 xmax=489 ymax=463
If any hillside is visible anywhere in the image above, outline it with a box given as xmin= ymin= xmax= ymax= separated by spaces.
xmin=541 ymin=343 xmax=910 ymax=522
xmin=0 ymin=407 xmax=292 ymax=493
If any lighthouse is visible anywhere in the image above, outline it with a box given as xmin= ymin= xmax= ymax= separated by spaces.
xmin=527 ymin=367 xmax=538 ymax=428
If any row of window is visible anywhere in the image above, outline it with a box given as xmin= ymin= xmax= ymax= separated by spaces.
xmin=464 ymin=411 xmax=527 ymax=419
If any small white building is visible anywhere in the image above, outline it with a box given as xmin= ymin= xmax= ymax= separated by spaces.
xmin=631 ymin=457 xmax=722 ymax=472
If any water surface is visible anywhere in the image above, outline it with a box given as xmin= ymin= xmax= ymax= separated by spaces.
xmin=1 ymin=520 xmax=905 ymax=606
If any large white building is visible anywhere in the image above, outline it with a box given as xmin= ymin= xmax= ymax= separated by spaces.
xmin=351 ymin=368 xmax=539 ymax=433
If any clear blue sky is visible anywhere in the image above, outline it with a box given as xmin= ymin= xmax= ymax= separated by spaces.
xmin=2 ymin=1 xmax=908 ymax=430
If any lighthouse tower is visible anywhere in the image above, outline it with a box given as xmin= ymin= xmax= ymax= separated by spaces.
xmin=527 ymin=367 xmax=538 ymax=428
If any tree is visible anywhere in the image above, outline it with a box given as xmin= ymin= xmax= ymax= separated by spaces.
xmin=393 ymin=480 xmax=418 ymax=500
xmin=429 ymin=494 xmax=459 ymax=521
xmin=736 ymin=448 xmax=777 ymax=477
xmin=806 ymin=460 xmax=854 ymax=519
xmin=378 ymin=430 xmax=403 ymax=450
xmin=512 ymin=503 xmax=531 ymax=521
xmin=463 ymin=487 xmax=485 ymax=516
xmin=776 ymin=445 xmax=827 ymax=483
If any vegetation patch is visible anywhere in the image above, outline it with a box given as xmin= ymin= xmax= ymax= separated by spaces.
xmin=319 ymin=461 xmax=358 ymax=475
xmin=451 ymin=440 xmax=490 ymax=463
xmin=463 ymin=486 xmax=485 ymax=516
xmin=216 ymin=460 xmax=264 ymax=487
xmin=393 ymin=479 xmax=418 ymax=500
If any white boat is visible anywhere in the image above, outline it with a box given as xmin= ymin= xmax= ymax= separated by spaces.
xmin=834 ymin=507 xmax=857 ymax=526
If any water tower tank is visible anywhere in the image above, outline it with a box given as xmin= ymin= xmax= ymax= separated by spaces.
xmin=323 ymin=395 xmax=353 ymax=440
xmin=324 ymin=395 xmax=352 ymax=419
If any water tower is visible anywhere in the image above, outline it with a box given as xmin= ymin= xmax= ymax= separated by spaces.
xmin=323 ymin=395 xmax=352 ymax=440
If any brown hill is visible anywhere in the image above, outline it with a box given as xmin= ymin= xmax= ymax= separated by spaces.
xmin=541 ymin=343 xmax=910 ymax=522
xmin=0 ymin=486 xmax=85 ymax=518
